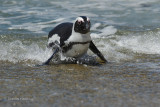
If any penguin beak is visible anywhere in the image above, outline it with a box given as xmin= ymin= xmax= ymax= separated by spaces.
xmin=85 ymin=22 xmax=90 ymax=30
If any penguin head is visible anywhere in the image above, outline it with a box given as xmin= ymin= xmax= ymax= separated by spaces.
xmin=74 ymin=16 xmax=91 ymax=34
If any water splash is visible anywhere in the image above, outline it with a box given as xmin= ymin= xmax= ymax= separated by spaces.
xmin=114 ymin=31 xmax=160 ymax=54
xmin=1 ymin=27 xmax=160 ymax=64
xmin=0 ymin=40 xmax=52 ymax=63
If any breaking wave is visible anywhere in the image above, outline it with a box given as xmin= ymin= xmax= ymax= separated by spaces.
xmin=1 ymin=26 xmax=160 ymax=64
xmin=0 ymin=39 xmax=52 ymax=64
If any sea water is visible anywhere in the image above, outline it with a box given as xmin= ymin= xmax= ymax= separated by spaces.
xmin=0 ymin=0 xmax=160 ymax=107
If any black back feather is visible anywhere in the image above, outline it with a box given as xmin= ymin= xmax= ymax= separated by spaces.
xmin=48 ymin=22 xmax=73 ymax=47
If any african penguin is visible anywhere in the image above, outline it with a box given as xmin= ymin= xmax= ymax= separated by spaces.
xmin=44 ymin=16 xmax=107 ymax=65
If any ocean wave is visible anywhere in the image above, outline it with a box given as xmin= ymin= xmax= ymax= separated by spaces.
xmin=0 ymin=40 xmax=52 ymax=64
xmin=90 ymin=27 xmax=160 ymax=62
xmin=114 ymin=31 xmax=160 ymax=54
xmin=1 ymin=29 xmax=160 ymax=64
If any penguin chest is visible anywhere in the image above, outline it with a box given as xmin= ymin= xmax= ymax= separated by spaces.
xmin=63 ymin=43 xmax=90 ymax=58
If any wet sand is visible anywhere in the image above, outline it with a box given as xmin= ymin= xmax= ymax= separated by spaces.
xmin=0 ymin=62 xmax=160 ymax=107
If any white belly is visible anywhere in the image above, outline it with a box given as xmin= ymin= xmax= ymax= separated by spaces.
xmin=63 ymin=43 xmax=90 ymax=58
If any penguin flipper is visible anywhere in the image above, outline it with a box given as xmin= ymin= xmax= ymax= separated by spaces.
xmin=89 ymin=41 xmax=108 ymax=63
xmin=42 ymin=47 xmax=59 ymax=65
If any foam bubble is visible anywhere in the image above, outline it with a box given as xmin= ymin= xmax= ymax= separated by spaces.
xmin=91 ymin=23 xmax=101 ymax=31
xmin=0 ymin=40 xmax=52 ymax=64
xmin=100 ymin=26 xmax=117 ymax=36
xmin=89 ymin=38 xmax=133 ymax=62
xmin=1 ymin=30 xmax=160 ymax=64
xmin=114 ymin=31 xmax=160 ymax=54
xmin=90 ymin=30 xmax=160 ymax=62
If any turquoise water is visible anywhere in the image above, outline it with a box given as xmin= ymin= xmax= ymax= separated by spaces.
xmin=0 ymin=0 xmax=160 ymax=106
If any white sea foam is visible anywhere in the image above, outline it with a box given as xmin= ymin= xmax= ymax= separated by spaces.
xmin=114 ymin=31 xmax=160 ymax=54
xmin=90 ymin=30 xmax=160 ymax=62
xmin=100 ymin=26 xmax=117 ymax=36
xmin=0 ymin=30 xmax=160 ymax=63
xmin=0 ymin=40 xmax=52 ymax=63
xmin=91 ymin=23 xmax=101 ymax=31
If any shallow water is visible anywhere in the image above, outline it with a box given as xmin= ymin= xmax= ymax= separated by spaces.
xmin=0 ymin=0 xmax=160 ymax=107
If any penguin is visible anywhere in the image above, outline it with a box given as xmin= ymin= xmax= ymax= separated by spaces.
xmin=43 ymin=16 xmax=107 ymax=65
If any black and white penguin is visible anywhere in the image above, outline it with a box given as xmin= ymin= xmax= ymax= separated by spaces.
xmin=43 ymin=16 xmax=107 ymax=65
